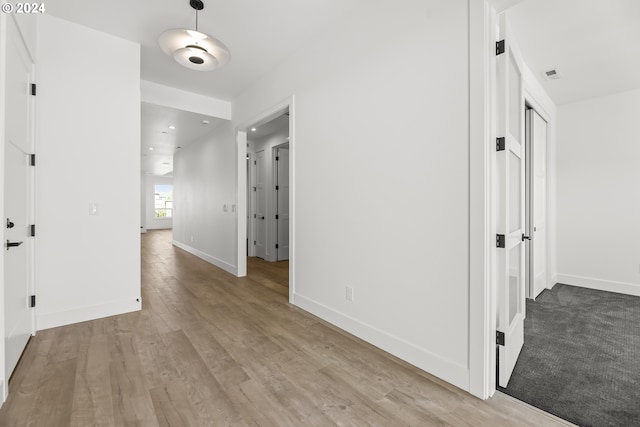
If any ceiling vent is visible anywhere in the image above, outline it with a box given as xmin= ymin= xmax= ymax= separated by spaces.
xmin=543 ymin=68 xmax=561 ymax=81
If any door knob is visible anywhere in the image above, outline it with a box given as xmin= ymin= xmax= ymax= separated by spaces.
xmin=521 ymin=234 xmax=531 ymax=241
xmin=6 ymin=240 xmax=23 ymax=250
xmin=6 ymin=218 xmax=14 ymax=229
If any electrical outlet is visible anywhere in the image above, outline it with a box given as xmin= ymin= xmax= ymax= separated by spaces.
xmin=345 ymin=286 xmax=354 ymax=302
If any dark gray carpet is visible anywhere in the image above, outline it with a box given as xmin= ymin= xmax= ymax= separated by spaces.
xmin=500 ymin=283 xmax=640 ymax=427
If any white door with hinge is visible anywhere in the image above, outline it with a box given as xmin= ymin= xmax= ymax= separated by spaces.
xmin=275 ymin=147 xmax=289 ymax=261
xmin=4 ymin=15 xmax=35 ymax=382
xmin=255 ymin=150 xmax=266 ymax=259
xmin=526 ymin=109 xmax=547 ymax=300
xmin=496 ymin=13 xmax=526 ymax=388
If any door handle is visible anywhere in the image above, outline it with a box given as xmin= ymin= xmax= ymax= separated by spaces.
xmin=6 ymin=240 xmax=24 ymax=250
xmin=6 ymin=218 xmax=14 ymax=229
xmin=260 ymin=216 xmax=265 ymax=220
xmin=521 ymin=234 xmax=531 ymax=241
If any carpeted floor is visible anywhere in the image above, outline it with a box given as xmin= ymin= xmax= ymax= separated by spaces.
xmin=500 ymin=283 xmax=640 ymax=427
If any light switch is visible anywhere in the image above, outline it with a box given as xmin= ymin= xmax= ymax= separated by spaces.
xmin=223 ymin=204 xmax=229 ymax=212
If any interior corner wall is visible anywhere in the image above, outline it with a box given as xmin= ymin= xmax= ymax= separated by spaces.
xmin=35 ymin=14 xmax=141 ymax=330
xmin=556 ymin=89 xmax=640 ymax=295
xmin=145 ymin=175 xmax=173 ymax=230
xmin=172 ymin=122 xmax=237 ymax=274
xmin=248 ymin=127 xmax=289 ymax=262
xmin=233 ymin=0 xmax=470 ymax=390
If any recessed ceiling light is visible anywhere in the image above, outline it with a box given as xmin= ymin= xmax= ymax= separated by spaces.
xmin=202 ymin=120 xmax=210 ymax=125
xmin=168 ymin=125 xmax=176 ymax=130
xmin=251 ymin=127 xmax=256 ymax=132
xmin=149 ymin=147 xmax=154 ymax=151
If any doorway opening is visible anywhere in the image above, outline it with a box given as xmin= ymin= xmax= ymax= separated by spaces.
xmin=242 ymin=105 xmax=292 ymax=300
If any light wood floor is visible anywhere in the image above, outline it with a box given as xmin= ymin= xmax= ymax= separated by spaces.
xmin=0 ymin=230 xmax=573 ymax=426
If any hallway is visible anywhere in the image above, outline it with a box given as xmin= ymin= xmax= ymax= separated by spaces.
xmin=0 ymin=230 xmax=570 ymax=426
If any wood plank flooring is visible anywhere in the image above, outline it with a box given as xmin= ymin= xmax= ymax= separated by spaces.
xmin=0 ymin=230 xmax=573 ymax=426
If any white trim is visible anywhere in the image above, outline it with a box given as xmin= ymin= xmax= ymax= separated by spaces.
xmin=236 ymin=131 xmax=247 ymax=277
xmin=172 ymin=239 xmax=237 ymax=275
xmin=37 ymin=298 xmax=141 ymax=331
xmin=468 ymin=0 xmax=494 ymax=400
xmin=556 ymin=274 xmax=640 ymax=297
xmin=295 ymin=294 xmax=470 ymax=391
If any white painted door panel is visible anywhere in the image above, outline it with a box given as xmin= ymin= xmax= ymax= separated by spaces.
xmin=526 ymin=109 xmax=547 ymax=299
xmin=496 ymin=14 xmax=526 ymax=388
xmin=276 ymin=147 xmax=289 ymax=261
xmin=255 ymin=150 xmax=267 ymax=259
xmin=4 ymin=15 xmax=34 ymax=381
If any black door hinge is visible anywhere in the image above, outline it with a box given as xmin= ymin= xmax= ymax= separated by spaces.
xmin=31 ymin=83 xmax=36 ymax=96
xmin=30 ymin=295 xmax=36 ymax=308
xmin=496 ymin=234 xmax=505 ymax=248
xmin=496 ymin=137 xmax=505 ymax=151
xmin=253 ymin=240 xmax=256 ymax=245
xmin=30 ymin=154 xmax=36 ymax=166
xmin=253 ymin=214 xmax=256 ymax=218
xmin=254 ymin=161 xmax=256 ymax=165
xmin=496 ymin=40 xmax=505 ymax=55
xmin=275 ymin=214 xmax=279 ymax=220
xmin=30 ymin=224 xmax=35 ymax=237
xmin=496 ymin=331 xmax=505 ymax=346
xmin=276 ymin=156 xmax=279 ymax=161
xmin=275 ymin=185 xmax=279 ymax=191
xmin=253 ymin=187 xmax=256 ymax=192
xmin=275 ymin=244 xmax=279 ymax=249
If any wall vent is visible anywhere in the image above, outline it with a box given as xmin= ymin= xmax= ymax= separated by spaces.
xmin=543 ymin=68 xmax=561 ymax=80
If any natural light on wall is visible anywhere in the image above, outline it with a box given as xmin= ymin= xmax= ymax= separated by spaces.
xmin=155 ymin=184 xmax=173 ymax=218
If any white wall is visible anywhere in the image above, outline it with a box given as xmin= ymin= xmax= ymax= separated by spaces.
xmin=557 ymin=89 xmax=640 ymax=295
xmin=248 ymin=127 xmax=289 ymax=261
xmin=172 ymin=122 xmax=237 ymax=274
xmin=233 ymin=0 xmax=471 ymax=390
xmin=143 ymin=175 xmax=173 ymax=230
xmin=35 ymin=15 xmax=141 ymax=329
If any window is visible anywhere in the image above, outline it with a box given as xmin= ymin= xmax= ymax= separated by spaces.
xmin=155 ymin=184 xmax=173 ymax=218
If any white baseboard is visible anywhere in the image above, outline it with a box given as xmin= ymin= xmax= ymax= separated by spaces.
xmin=172 ymin=240 xmax=237 ymax=276
xmin=556 ymin=274 xmax=640 ymax=297
xmin=293 ymin=294 xmax=470 ymax=392
xmin=37 ymin=298 xmax=141 ymax=331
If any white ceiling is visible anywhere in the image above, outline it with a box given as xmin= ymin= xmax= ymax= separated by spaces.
xmin=141 ymin=102 xmax=223 ymax=176
xmin=45 ymin=0 xmax=368 ymax=101
xmin=507 ymin=0 xmax=640 ymax=105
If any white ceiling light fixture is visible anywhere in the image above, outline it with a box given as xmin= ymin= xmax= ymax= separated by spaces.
xmin=158 ymin=0 xmax=230 ymax=72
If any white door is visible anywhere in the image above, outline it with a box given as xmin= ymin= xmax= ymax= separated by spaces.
xmin=275 ymin=147 xmax=289 ymax=261
xmin=4 ymin=15 xmax=35 ymax=381
xmin=496 ymin=14 xmax=526 ymax=388
xmin=526 ymin=109 xmax=547 ymax=300
xmin=255 ymin=150 xmax=267 ymax=259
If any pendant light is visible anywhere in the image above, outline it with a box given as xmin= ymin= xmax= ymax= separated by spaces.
xmin=158 ymin=0 xmax=230 ymax=71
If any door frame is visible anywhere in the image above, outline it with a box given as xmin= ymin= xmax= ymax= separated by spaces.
xmin=469 ymin=0 xmax=557 ymax=399
xmin=235 ymin=96 xmax=295 ymax=304
xmin=523 ymin=96 xmax=552 ymax=301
